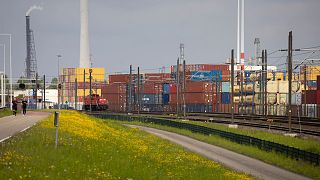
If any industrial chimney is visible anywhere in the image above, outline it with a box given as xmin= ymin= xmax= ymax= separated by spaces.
xmin=25 ymin=16 xmax=37 ymax=79
xmin=80 ymin=0 xmax=90 ymax=68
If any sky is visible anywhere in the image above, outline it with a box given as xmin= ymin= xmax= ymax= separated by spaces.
xmin=0 ymin=0 xmax=320 ymax=81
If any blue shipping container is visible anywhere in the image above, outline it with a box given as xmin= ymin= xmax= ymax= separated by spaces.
xmin=163 ymin=94 xmax=170 ymax=105
xmin=222 ymin=82 xmax=230 ymax=92
xmin=307 ymin=80 xmax=317 ymax=87
xmin=191 ymin=71 xmax=212 ymax=81
xmin=211 ymin=70 xmax=222 ymax=81
xmin=163 ymin=84 xmax=170 ymax=94
xmin=221 ymin=92 xmax=230 ymax=104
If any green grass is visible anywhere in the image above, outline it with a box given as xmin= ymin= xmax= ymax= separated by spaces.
xmin=185 ymin=120 xmax=320 ymax=154
xmin=116 ymin=120 xmax=320 ymax=179
xmin=145 ymin=116 xmax=320 ymax=154
xmin=0 ymin=108 xmax=15 ymax=118
xmin=0 ymin=110 xmax=252 ymax=179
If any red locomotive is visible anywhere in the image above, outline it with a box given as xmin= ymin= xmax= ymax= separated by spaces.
xmin=83 ymin=94 xmax=108 ymax=111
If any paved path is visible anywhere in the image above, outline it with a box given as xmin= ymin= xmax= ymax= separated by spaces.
xmin=0 ymin=111 xmax=51 ymax=142
xmin=128 ymin=125 xmax=310 ymax=180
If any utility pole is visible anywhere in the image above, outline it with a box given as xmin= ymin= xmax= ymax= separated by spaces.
xmin=176 ymin=58 xmax=180 ymax=116
xmin=83 ymin=69 xmax=86 ymax=110
xmin=35 ymin=73 xmax=38 ymax=109
xmin=288 ymin=31 xmax=293 ymax=132
xmin=75 ymin=78 xmax=78 ymax=110
xmin=261 ymin=50 xmax=265 ymax=115
xmin=89 ymin=69 xmax=92 ymax=112
xmin=231 ymin=50 xmax=235 ymax=123
xmin=43 ymin=75 xmax=46 ymax=109
xmin=183 ymin=60 xmax=186 ymax=118
xmin=264 ymin=50 xmax=268 ymax=117
xmin=129 ymin=65 xmax=132 ymax=113
xmin=304 ymin=64 xmax=307 ymax=116
xmin=137 ymin=66 xmax=140 ymax=114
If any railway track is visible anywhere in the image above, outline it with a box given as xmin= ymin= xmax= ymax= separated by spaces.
xmin=129 ymin=112 xmax=320 ymax=136
xmin=86 ymin=111 xmax=320 ymax=136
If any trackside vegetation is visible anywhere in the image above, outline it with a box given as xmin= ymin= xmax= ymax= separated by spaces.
xmin=118 ymin=120 xmax=320 ymax=179
xmin=0 ymin=108 xmax=14 ymax=118
xmin=0 ymin=110 xmax=252 ymax=179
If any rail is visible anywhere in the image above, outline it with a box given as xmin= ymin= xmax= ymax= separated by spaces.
xmin=89 ymin=112 xmax=320 ymax=166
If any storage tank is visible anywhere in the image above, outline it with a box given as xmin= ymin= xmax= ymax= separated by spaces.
xmin=268 ymin=93 xmax=277 ymax=104
xmin=245 ymin=84 xmax=254 ymax=93
xmin=233 ymin=96 xmax=240 ymax=103
xmin=244 ymin=95 xmax=253 ymax=103
xmin=234 ymin=85 xmax=240 ymax=94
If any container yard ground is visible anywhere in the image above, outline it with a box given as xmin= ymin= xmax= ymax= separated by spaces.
xmin=116 ymin=120 xmax=320 ymax=179
xmin=127 ymin=125 xmax=310 ymax=180
xmin=0 ymin=110 xmax=252 ymax=179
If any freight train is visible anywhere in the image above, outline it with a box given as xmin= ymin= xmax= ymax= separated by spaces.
xmin=83 ymin=94 xmax=108 ymax=111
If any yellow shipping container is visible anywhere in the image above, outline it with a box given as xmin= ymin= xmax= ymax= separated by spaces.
xmin=76 ymin=67 xmax=105 ymax=83
xmin=301 ymin=66 xmax=320 ymax=81
xmin=77 ymin=89 xmax=102 ymax=97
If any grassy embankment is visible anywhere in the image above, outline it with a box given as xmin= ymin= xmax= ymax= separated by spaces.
xmin=0 ymin=108 xmax=14 ymax=118
xmin=114 ymin=119 xmax=320 ymax=179
xmin=0 ymin=110 xmax=252 ymax=179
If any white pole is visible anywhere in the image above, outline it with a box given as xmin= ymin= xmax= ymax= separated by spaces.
xmin=9 ymin=34 xmax=12 ymax=110
xmin=1 ymin=74 xmax=3 ymax=107
xmin=0 ymin=44 xmax=5 ymax=107
xmin=241 ymin=0 xmax=245 ymax=65
xmin=0 ymin=34 xmax=11 ymax=109
xmin=237 ymin=0 xmax=240 ymax=65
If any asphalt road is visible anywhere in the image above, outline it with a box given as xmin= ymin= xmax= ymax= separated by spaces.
xmin=128 ymin=125 xmax=310 ymax=180
xmin=0 ymin=111 xmax=51 ymax=142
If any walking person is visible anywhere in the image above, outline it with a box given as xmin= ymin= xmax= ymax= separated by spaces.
xmin=12 ymin=100 xmax=17 ymax=116
xmin=22 ymin=100 xmax=27 ymax=115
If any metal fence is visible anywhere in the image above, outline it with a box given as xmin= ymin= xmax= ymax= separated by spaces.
xmin=90 ymin=113 xmax=320 ymax=165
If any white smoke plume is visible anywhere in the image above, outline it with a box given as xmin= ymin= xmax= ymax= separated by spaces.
xmin=26 ymin=5 xmax=43 ymax=16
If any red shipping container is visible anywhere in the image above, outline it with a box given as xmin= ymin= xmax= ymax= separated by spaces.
xmin=169 ymin=84 xmax=177 ymax=94
xmin=145 ymin=73 xmax=171 ymax=82
xmin=169 ymin=92 xmax=217 ymax=104
xmin=109 ymin=74 xmax=129 ymax=83
xmin=102 ymin=83 xmax=127 ymax=94
xmin=186 ymin=82 xmax=216 ymax=93
xmin=302 ymin=90 xmax=317 ymax=104
xmin=142 ymin=83 xmax=163 ymax=94
xmin=317 ymin=75 xmax=320 ymax=90
xmin=317 ymin=90 xmax=320 ymax=104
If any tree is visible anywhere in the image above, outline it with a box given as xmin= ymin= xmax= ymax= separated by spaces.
xmin=48 ymin=77 xmax=58 ymax=89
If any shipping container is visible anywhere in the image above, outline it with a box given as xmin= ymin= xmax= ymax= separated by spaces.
xmin=222 ymin=82 xmax=230 ymax=92
xmin=101 ymin=83 xmax=127 ymax=94
xmin=307 ymin=80 xmax=317 ymax=88
xmin=144 ymin=73 xmax=171 ymax=82
xmin=141 ymin=94 xmax=163 ymax=105
xmin=142 ymin=83 xmax=163 ymax=94
xmin=169 ymin=92 xmax=216 ymax=104
xmin=186 ymin=82 xmax=215 ymax=93
xmin=221 ymin=92 xmax=230 ymax=104
xmin=109 ymin=74 xmax=129 ymax=83
xmin=186 ymin=104 xmax=213 ymax=113
xmin=163 ymin=83 xmax=170 ymax=94
xmin=302 ymin=90 xmax=317 ymax=104
xmin=171 ymin=64 xmax=229 ymax=73
xmin=317 ymin=90 xmax=320 ymax=105
xmin=163 ymin=94 xmax=170 ymax=105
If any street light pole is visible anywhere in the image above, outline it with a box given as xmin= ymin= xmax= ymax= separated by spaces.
xmin=0 ymin=34 xmax=12 ymax=110
xmin=0 ymin=44 xmax=5 ymax=108
xmin=57 ymin=55 xmax=61 ymax=109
